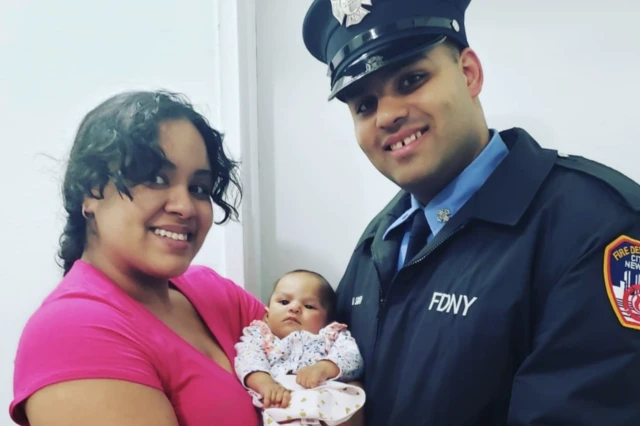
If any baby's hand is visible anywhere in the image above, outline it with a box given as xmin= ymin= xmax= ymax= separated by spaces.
xmin=245 ymin=371 xmax=291 ymax=409
xmin=296 ymin=360 xmax=340 ymax=389
xmin=260 ymin=382 xmax=292 ymax=409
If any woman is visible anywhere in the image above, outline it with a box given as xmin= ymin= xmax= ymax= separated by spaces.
xmin=9 ymin=90 xmax=265 ymax=426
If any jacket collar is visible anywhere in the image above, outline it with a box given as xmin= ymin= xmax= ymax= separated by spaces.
xmin=468 ymin=127 xmax=557 ymax=225
xmin=355 ymin=127 xmax=557 ymax=249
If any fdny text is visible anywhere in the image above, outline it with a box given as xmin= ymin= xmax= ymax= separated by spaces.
xmin=428 ymin=292 xmax=478 ymax=317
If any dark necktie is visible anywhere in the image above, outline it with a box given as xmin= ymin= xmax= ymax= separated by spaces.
xmin=404 ymin=210 xmax=431 ymax=266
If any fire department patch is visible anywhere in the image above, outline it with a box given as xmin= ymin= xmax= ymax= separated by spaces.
xmin=604 ymin=235 xmax=640 ymax=330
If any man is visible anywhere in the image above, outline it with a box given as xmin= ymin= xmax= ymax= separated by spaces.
xmin=302 ymin=0 xmax=640 ymax=424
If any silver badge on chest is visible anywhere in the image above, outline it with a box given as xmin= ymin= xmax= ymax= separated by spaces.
xmin=437 ymin=208 xmax=451 ymax=223
xmin=330 ymin=0 xmax=372 ymax=27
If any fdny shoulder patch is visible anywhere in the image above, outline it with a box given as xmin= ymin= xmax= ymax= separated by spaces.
xmin=604 ymin=235 xmax=640 ymax=330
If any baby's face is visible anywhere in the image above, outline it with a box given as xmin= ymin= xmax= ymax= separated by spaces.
xmin=266 ymin=272 xmax=328 ymax=339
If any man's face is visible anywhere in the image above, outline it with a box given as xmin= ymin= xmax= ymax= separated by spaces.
xmin=344 ymin=43 xmax=487 ymax=204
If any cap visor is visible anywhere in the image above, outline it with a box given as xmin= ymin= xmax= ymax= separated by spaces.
xmin=329 ymin=34 xmax=447 ymax=101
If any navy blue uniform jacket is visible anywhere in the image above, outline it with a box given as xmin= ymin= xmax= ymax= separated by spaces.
xmin=336 ymin=128 xmax=640 ymax=425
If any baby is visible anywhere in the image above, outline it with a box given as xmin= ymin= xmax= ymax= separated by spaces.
xmin=234 ymin=269 xmax=365 ymax=426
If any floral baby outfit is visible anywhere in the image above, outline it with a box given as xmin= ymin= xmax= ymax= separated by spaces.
xmin=234 ymin=320 xmax=365 ymax=426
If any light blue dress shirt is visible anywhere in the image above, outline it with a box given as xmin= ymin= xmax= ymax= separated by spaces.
xmin=383 ymin=130 xmax=509 ymax=270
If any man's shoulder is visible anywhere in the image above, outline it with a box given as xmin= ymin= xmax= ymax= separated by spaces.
xmin=546 ymin=153 xmax=640 ymax=214
xmin=497 ymin=127 xmax=640 ymax=220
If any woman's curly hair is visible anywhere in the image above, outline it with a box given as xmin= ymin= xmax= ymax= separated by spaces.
xmin=58 ymin=90 xmax=242 ymax=275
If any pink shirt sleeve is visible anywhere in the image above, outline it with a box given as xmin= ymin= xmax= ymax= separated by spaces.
xmin=10 ymin=262 xmax=267 ymax=426
xmin=10 ymin=297 xmax=162 ymax=425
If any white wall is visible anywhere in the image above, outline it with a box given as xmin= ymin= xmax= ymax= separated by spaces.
xmin=254 ymin=0 xmax=640 ymax=301
xmin=2 ymin=0 xmax=639 ymax=423
xmin=0 ymin=1 xmax=251 ymax=423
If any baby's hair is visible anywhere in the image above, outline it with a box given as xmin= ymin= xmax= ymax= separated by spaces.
xmin=271 ymin=269 xmax=337 ymax=322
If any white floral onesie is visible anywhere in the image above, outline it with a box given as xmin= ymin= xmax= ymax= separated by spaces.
xmin=234 ymin=320 xmax=366 ymax=426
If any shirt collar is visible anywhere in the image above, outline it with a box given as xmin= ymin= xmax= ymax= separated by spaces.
xmin=383 ymin=129 xmax=509 ymax=239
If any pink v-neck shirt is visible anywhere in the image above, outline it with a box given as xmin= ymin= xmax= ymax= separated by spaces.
xmin=10 ymin=260 xmax=265 ymax=426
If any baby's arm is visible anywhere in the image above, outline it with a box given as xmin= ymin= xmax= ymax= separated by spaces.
xmin=296 ymin=360 xmax=340 ymax=388
xmin=234 ymin=322 xmax=291 ymax=408
xmin=296 ymin=325 xmax=364 ymax=388
xmin=323 ymin=326 xmax=364 ymax=382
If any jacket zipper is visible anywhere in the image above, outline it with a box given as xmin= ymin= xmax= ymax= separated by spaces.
xmin=373 ymin=222 xmax=468 ymax=353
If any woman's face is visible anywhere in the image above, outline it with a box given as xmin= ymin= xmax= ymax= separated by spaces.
xmin=83 ymin=119 xmax=214 ymax=279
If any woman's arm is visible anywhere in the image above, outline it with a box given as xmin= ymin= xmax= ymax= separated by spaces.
xmin=11 ymin=297 xmax=169 ymax=426
xmin=25 ymin=379 xmax=179 ymax=426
